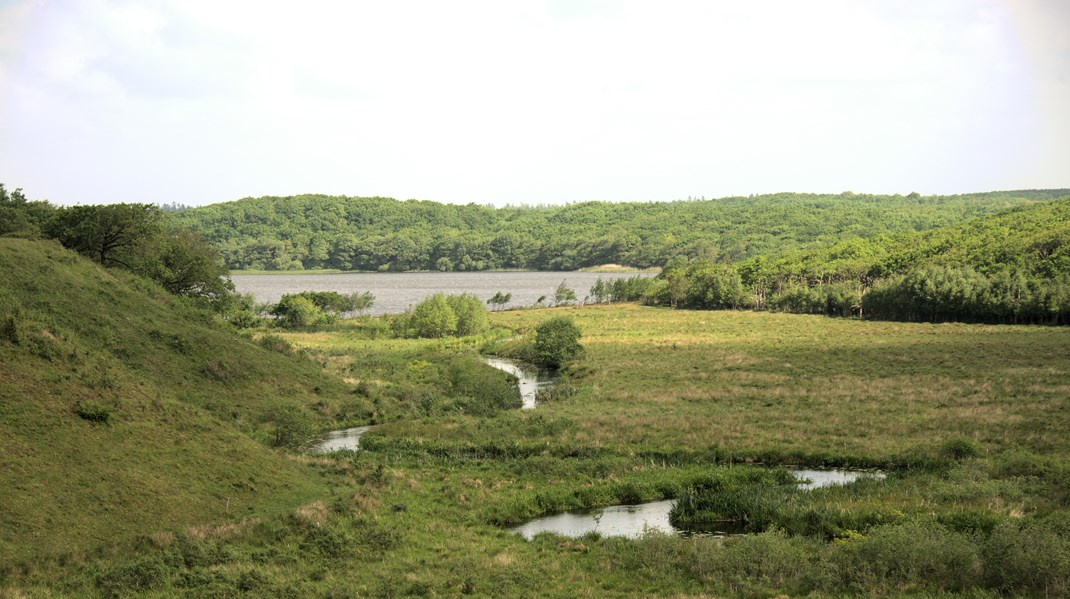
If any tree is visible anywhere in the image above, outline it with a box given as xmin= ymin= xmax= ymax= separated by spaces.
xmin=446 ymin=293 xmax=489 ymax=336
xmin=533 ymin=316 xmax=584 ymax=370
xmin=46 ymin=204 xmax=162 ymax=268
xmin=348 ymin=291 xmax=375 ymax=315
xmin=139 ymin=227 xmax=233 ymax=307
xmin=410 ymin=293 xmax=457 ymax=338
xmin=589 ymin=277 xmax=610 ymax=303
xmin=487 ymin=291 xmax=512 ymax=310
xmin=554 ymin=281 xmax=577 ymax=306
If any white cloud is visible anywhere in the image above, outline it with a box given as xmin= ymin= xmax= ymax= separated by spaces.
xmin=0 ymin=0 xmax=1065 ymax=205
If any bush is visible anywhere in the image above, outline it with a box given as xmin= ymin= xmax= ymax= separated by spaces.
xmin=74 ymin=400 xmax=112 ymax=424
xmin=271 ymin=294 xmax=324 ymax=328
xmin=266 ymin=404 xmax=313 ymax=448
xmin=825 ymin=520 xmax=981 ymax=594
xmin=533 ymin=316 xmax=583 ymax=370
xmin=983 ymin=519 xmax=1070 ymax=595
xmin=410 ymin=293 xmax=457 ymax=338
xmin=446 ymin=293 xmax=489 ymax=336
xmin=939 ymin=437 xmax=983 ymax=460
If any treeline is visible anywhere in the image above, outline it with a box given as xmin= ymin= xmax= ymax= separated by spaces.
xmin=593 ymin=199 xmax=1070 ymax=325
xmin=0 ymin=183 xmax=234 ymax=311
xmin=171 ymin=190 xmax=1069 ymax=272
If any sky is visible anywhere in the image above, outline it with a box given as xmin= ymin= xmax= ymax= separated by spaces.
xmin=1 ymin=0 xmax=1067 ymax=207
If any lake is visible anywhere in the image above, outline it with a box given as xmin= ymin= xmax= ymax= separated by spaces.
xmin=231 ymin=271 xmax=649 ymax=315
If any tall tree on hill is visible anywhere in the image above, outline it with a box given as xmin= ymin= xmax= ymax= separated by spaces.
xmin=47 ymin=204 xmax=162 ymax=268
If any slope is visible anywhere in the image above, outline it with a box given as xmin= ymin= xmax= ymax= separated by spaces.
xmin=0 ymin=238 xmax=360 ymax=566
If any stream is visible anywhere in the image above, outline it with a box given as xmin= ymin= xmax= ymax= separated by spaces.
xmin=511 ymin=469 xmax=886 ymax=540
xmin=482 ymin=357 xmax=554 ymax=410
xmin=308 ymin=357 xmax=553 ymax=453
xmin=308 ymin=426 xmax=373 ymax=453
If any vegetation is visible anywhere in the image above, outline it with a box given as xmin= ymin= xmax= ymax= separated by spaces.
xmin=0 ymin=238 xmax=358 ymax=567
xmin=533 ymin=316 xmax=584 ymax=370
xmin=5 ymin=182 xmax=1070 ymax=597
xmin=627 ymin=197 xmax=1070 ymax=324
xmin=269 ymin=290 xmax=375 ymax=328
xmin=171 ymin=189 xmax=1068 ymax=271
xmin=1 ymin=186 xmax=234 ymax=311
xmin=398 ymin=292 xmax=490 ymax=339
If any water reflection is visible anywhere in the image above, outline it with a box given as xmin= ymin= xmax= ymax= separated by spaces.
xmin=511 ymin=468 xmax=885 ymax=540
xmin=482 ymin=357 xmax=554 ymax=410
xmin=308 ymin=426 xmax=373 ymax=453
xmin=231 ymin=271 xmax=649 ymax=315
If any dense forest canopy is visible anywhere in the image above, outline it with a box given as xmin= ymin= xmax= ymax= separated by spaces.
xmin=170 ymin=190 xmax=1070 ymax=272
xmin=638 ymin=197 xmax=1070 ymax=324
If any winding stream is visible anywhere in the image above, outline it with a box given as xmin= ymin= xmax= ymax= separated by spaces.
xmin=511 ymin=469 xmax=886 ymax=540
xmin=482 ymin=357 xmax=554 ymax=410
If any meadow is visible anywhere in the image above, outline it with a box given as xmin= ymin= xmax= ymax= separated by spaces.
xmin=5 ymin=292 xmax=1070 ymax=596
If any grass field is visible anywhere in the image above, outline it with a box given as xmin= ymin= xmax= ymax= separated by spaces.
xmin=5 ymin=272 xmax=1070 ymax=596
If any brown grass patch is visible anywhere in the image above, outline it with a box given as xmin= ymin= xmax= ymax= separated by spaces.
xmin=293 ymin=501 xmax=330 ymax=527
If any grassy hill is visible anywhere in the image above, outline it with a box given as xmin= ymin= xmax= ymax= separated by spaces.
xmin=0 ymin=238 xmax=363 ymax=566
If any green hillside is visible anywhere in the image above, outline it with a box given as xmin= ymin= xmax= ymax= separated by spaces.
xmin=746 ymin=195 xmax=1070 ymax=285
xmin=0 ymin=238 xmax=361 ymax=565
xmin=172 ymin=189 xmax=1069 ymax=272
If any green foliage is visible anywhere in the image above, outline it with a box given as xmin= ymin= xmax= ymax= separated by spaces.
xmin=169 ymin=190 xmax=1069 ymax=272
xmin=46 ymin=203 xmax=163 ymax=269
xmin=74 ymin=400 xmax=113 ymax=424
xmin=410 ymin=293 xmax=458 ymax=338
xmin=446 ymin=293 xmax=489 ymax=336
xmin=266 ymin=403 xmax=314 ymax=448
xmin=403 ymin=293 xmax=489 ymax=338
xmin=487 ymin=290 xmax=512 ymax=310
xmin=271 ymin=294 xmax=326 ymax=328
xmin=0 ymin=183 xmax=55 ymax=237
xmin=533 ymin=316 xmax=584 ymax=369
xmin=553 ymin=281 xmax=577 ymax=306
xmin=589 ymin=277 xmax=610 ymax=303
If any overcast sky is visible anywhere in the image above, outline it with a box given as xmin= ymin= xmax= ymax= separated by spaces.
xmin=1 ymin=0 xmax=1067 ymax=207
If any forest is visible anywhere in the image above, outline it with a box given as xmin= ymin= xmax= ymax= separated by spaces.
xmin=622 ymin=197 xmax=1070 ymax=324
xmin=169 ymin=189 xmax=1069 ymax=272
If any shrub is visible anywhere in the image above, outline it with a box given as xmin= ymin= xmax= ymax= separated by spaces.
xmin=74 ymin=400 xmax=112 ymax=424
xmin=266 ymin=404 xmax=313 ymax=448
xmin=446 ymin=293 xmax=489 ymax=336
xmin=410 ymin=293 xmax=457 ymax=338
xmin=825 ymin=520 xmax=981 ymax=594
xmin=939 ymin=437 xmax=983 ymax=460
xmin=271 ymin=294 xmax=324 ymax=328
xmin=533 ymin=316 xmax=583 ymax=370
xmin=983 ymin=519 xmax=1070 ymax=595
xmin=94 ymin=555 xmax=172 ymax=597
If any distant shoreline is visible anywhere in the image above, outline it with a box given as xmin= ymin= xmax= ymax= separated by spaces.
xmin=230 ymin=265 xmax=660 ymax=276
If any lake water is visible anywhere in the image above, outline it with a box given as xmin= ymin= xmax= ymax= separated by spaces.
xmin=511 ymin=469 xmax=885 ymax=540
xmin=230 ymin=271 xmax=648 ymax=315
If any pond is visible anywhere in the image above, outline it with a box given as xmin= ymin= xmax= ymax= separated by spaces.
xmin=511 ymin=469 xmax=886 ymax=540
xmin=307 ymin=426 xmax=373 ymax=453
xmin=231 ymin=271 xmax=649 ymax=315
xmin=482 ymin=357 xmax=555 ymax=410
